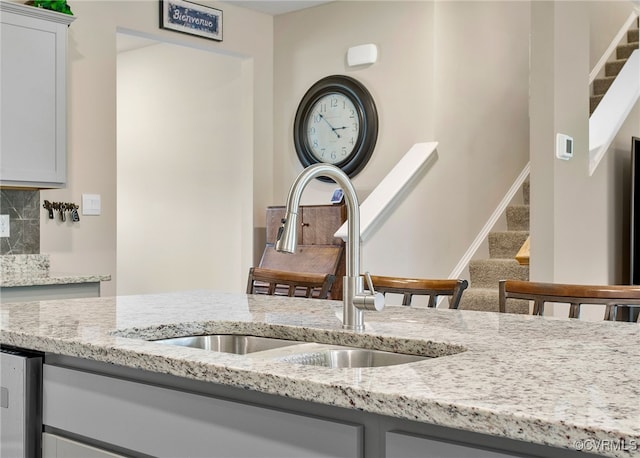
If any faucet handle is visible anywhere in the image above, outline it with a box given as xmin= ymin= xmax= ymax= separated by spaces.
xmin=364 ymin=272 xmax=377 ymax=294
xmin=276 ymin=219 xmax=285 ymax=243
xmin=354 ymin=272 xmax=384 ymax=311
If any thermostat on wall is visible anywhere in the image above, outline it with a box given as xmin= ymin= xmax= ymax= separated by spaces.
xmin=556 ymin=133 xmax=574 ymax=160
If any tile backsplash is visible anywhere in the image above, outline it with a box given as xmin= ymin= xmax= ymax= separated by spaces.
xmin=0 ymin=189 xmax=40 ymax=255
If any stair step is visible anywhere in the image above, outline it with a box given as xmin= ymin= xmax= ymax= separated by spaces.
xmin=593 ymin=76 xmax=615 ymax=96
xmin=590 ymin=95 xmax=603 ymax=115
xmin=468 ymin=259 xmax=529 ymax=288
xmin=458 ymin=288 xmax=499 ymax=312
xmin=506 ymin=205 xmax=529 ymax=231
xmin=629 ymin=28 xmax=639 ymax=43
xmin=617 ymin=42 xmax=639 ymax=60
xmin=605 ymin=59 xmax=626 ymax=77
xmin=457 ymin=287 xmax=529 ymax=314
xmin=488 ymin=231 xmax=529 ymax=259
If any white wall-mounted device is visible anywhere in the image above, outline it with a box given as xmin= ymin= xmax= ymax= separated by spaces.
xmin=0 ymin=215 xmax=9 ymax=237
xmin=556 ymin=133 xmax=574 ymax=160
xmin=347 ymin=44 xmax=378 ymax=67
xmin=82 ymin=193 xmax=101 ymax=216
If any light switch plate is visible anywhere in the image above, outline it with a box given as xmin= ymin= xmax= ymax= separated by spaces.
xmin=82 ymin=194 xmax=101 ymax=216
xmin=556 ymin=133 xmax=574 ymax=160
xmin=0 ymin=215 xmax=9 ymax=237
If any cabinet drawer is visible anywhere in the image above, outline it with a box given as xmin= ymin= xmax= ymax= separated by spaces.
xmin=386 ymin=431 xmax=524 ymax=458
xmin=44 ymin=364 xmax=362 ymax=457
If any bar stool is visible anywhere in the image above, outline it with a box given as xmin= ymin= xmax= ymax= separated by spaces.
xmin=368 ymin=275 xmax=468 ymax=309
xmin=246 ymin=267 xmax=336 ymax=299
xmin=499 ymin=280 xmax=640 ymax=321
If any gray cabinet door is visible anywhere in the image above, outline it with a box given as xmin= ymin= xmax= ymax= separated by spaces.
xmin=43 ymin=433 xmax=126 ymax=458
xmin=0 ymin=3 xmax=74 ymax=187
xmin=0 ymin=282 xmax=101 ymax=303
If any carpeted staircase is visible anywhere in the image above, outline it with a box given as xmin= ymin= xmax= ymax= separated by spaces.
xmin=590 ymin=25 xmax=639 ymax=115
xmin=458 ymin=179 xmax=530 ymax=314
xmin=456 ymin=21 xmax=638 ymax=314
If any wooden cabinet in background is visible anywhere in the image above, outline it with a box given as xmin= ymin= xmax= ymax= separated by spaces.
xmin=261 ymin=204 xmax=346 ymax=299
xmin=266 ymin=204 xmax=347 ymax=245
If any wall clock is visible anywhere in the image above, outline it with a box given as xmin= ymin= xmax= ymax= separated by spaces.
xmin=293 ymin=75 xmax=378 ymax=182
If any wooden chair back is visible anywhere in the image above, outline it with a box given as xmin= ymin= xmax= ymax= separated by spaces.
xmin=258 ymin=244 xmax=344 ymax=299
xmin=258 ymin=244 xmax=343 ymax=275
xmin=246 ymin=267 xmax=336 ymax=299
xmin=499 ymin=280 xmax=640 ymax=321
xmin=369 ymin=275 xmax=468 ymax=309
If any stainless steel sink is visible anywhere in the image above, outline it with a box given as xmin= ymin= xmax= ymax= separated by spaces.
xmin=152 ymin=334 xmax=304 ymax=354
xmin=152 ymin=334 xmax=431 ymax=368
xmin=276 ymin=348 xmax=429 ymax=368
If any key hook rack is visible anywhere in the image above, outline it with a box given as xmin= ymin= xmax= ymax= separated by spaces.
xmin=43 ymin=200 xmax=80 ymax=223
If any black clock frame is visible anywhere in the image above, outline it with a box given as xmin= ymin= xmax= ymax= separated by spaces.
xmin=293 ymin=75 xmax=378 ymax=182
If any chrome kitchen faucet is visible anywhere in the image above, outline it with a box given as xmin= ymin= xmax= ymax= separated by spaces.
xmin=275 ymin=164 xmax=384 ymax=331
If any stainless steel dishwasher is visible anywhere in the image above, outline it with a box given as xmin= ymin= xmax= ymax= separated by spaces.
xmin=1 ymin=347 xmax=42 ymax=458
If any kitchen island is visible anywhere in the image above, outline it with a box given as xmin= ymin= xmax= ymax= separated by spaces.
xmin=0 ymin=289 xmax=638 ymax=457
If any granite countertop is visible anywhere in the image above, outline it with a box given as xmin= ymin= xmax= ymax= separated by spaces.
xmin=0 ymin=290 xmax=639 ymax=457
xmin=0 ymin=272 xmax=111 ymax=287
xmin=0 ymin=253 xmax=110 ymax=287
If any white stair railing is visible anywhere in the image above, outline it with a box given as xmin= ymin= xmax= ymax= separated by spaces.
xmin=334 ymin=142 xmax=438 ymax=242
xmin=589 ymin=10 xmax=640 ymax=176
xmin=589 ymin=11 xmax=638 ymax=85
xmin=589 ymin=49 xmax=640 ymax=176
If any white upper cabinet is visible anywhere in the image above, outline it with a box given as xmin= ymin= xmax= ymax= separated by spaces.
xmin=0 ymin=2 xmax=75 ymax=188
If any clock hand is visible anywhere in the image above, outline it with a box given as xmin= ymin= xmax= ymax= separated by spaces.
xmin=318 ymin=114 xmax=341 ymax=138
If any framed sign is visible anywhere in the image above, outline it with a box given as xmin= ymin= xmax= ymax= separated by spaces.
xmin=160 ymin=0 xmax=222 ymax=42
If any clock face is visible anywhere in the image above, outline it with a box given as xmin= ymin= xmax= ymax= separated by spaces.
xmin=294 ymin=75 xmax=378 ymax=182
xmin=305 ymin=93 xmax=360 ymax=165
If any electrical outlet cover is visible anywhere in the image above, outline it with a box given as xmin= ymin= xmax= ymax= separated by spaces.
xmin=0 ymin=215 xmax=10 ymax=237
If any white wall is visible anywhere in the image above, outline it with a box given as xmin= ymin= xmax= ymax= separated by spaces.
xmin=430 ymin=1 xmax=530 ymax=274
xmin=37 ymin=0 xmax=639 ymax=304
xmin=530 ymin=1 xmax=640 ymax=320
xmin=116 ymin=41 xmax=252 ymax=295
xmin=39 ymin=0 xmax=273 ymax=296
xmin=273 ymin=1 xmax=437 ymax=207
xmin=273 ymin=1 xmax=530 ymax=279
